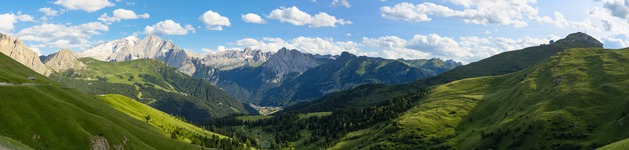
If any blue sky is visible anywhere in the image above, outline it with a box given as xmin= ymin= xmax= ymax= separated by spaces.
xmin=1 ymin=0 xmax=628 ymax=63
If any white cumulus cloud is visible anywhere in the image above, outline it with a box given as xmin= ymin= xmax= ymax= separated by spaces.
xmin=233 ymin=36 xmax=358 ymax=55
xmin=144 ymin=20 xmax=194 ymax=35
xmin=380 ymin=1 xmax=537 ymax=28
xmin=362 ymin=34 xmax=552 ymax=63
xmin=16 ymin=22 xmax=109 ymax=49
xmin=242 ymin=13 xmax=266 ymax=24
xmin=332 ymin=0 xmax=351 ymax=8
xmin=268 ymin=6 xmax=351 ymax=28
xmin=54 ymin=0 xmax=114 ymax=12
xmin=38 ymin=7 xmax=59 ymax=16
xmin=98 ymin=8 xmax=149 ymax=24
xmin=199 ymin=10 xmax=231 ymax=31
xmin=0 ymin=13 xmax=35 ymax=33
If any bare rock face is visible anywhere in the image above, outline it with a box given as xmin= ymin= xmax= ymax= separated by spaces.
xmin=76 ymin=35 xmax=198 ymax=75
xmin=43 ymin=49 xmax=86 ymax=72
xmin=77 ymin=35 xmax=272 ymax=76
xmin=553 ymin=32 xmax=603 ymax=48
xmin=0 ymin=33 xmax=52 ymax=76
xmin=200 ymin=47 xmax=272 ymax=70
xmin=90 ymin=136 xmax=110 ymax=150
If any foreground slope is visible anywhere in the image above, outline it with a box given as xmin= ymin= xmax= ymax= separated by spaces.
xmin=52 ymin=57 xmax=255 ymax=124
xmin=363 ymin=48 xmax=629 ymax=149
xmin=0 ymin=53 xmax=205 ymax=149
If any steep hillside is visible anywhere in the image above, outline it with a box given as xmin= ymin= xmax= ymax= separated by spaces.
xmin=51 ymin=57 xmax=255 ymax=124
xmin=261 ymin=52 xmax=460 ymax=106
xmin=286 ymin=32 xmax=603 ymax=112
xmin=0 ymin=52 xmax=245 ymax=149
xmin=359 ymin=48 xmax=629 ymax=149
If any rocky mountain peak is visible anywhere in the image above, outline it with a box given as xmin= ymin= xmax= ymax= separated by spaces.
xmin=43 ymin=49 xmax=85 ymax=72
xmin=0 ymin=33 xmax=52 ymax=76
xmin=553 ymin=32 xmax=603 ymax=48
xmin=337 ymin=51 xmax=357 ymax=61
xmin=143 ymin=34 xmax=163 ymax=42
xmin=260 ymin=48 xmax=319 ymax=83
xmin=243 ymin=47 xmax=254 ymax=53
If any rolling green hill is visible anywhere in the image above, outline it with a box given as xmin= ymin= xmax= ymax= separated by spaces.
xmin=284 ymin=32 xmax=604 ymax=113
xmin=52 ymin=57 xmax=256 ymax=124
xmin=355 ymin=47 xmax=629 ymax=149
xmin=0 ymin=53 xmax=248 ymax=149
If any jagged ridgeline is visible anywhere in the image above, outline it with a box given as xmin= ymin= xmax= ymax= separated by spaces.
xmin=75 ymin=35 xmax=462 ymax=106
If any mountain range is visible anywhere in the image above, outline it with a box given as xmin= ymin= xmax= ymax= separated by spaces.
xmin=4 ymin=30 xmax=629 ymax=149
xmin=203 ymin=32 xmax=629 ymax=150
xmin=74 ymin=35 xmax=462 ymax=106
xmin=283 ymin=32 xmax=604 ymax=112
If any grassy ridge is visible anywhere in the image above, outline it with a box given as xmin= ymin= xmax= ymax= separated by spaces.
xmin=98 ymin=94 xmax=227 ymax=141
xmin=0 ymin=52 xmax=203 ymax=149
xmin=54 ymin=58 xmax=253 ymax=124
xmin=359 ymin=48 xmax=629 ymax=149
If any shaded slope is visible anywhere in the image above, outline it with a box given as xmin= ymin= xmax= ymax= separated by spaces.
xmin=206 ymin=48 xmax=325 ymax=103
xmin=262 ymin=52 xmax=459 ymax=106
xmin=285 ymin=32 xmax=604 ymax=112
xmin=52 ymin=58 xmax=255 ymax=124
xmin=363 ymin=48 xmax=629 ymax=149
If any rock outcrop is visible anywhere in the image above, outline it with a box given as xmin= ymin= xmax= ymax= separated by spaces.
xmin=0 ymin=33 xmax=52 ymax=76
xmin=43 ymin=49 xmax=86 ymax=72
xmin=260 ymin=48 xmax=320 ymax=83
xmin=552 ymin=32 xmax=603 ymax=48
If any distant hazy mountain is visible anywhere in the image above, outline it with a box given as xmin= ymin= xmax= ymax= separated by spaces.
xmin=0 ymin=33 xmax=52 ymax=76
xmin=202 ymin=48 xmax=328 ymax=103
xmin=198 ymin=47 xmax=271 ymax=70
xmin=203 ymin=49 xmax=461 ymax=106
xmin=76 ymin=35 xmax=272 ymax=76
xmin=76 ymin=35 xmax=199 ymax=75
xmin=260 ymin=51 xmax=461 ymax=106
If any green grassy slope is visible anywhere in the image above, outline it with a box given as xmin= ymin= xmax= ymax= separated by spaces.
xmin=599 ymin=138 xmax=629 ymax=150
xmin=98 ymin=94 xmax=227 ymax=141
xmin=360 ymin=48 xmax=629 ymax=149
xmin=0 ymin=53 xmax=205 ymax=149
xmin=285 ymin=32 xmax=603 ymax=113
xmin=53 ymin=58 xmax=254 ymax=124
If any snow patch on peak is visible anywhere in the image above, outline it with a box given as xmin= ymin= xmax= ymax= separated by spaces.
xmin=124 ymin=36 xmax=139 ymax=42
